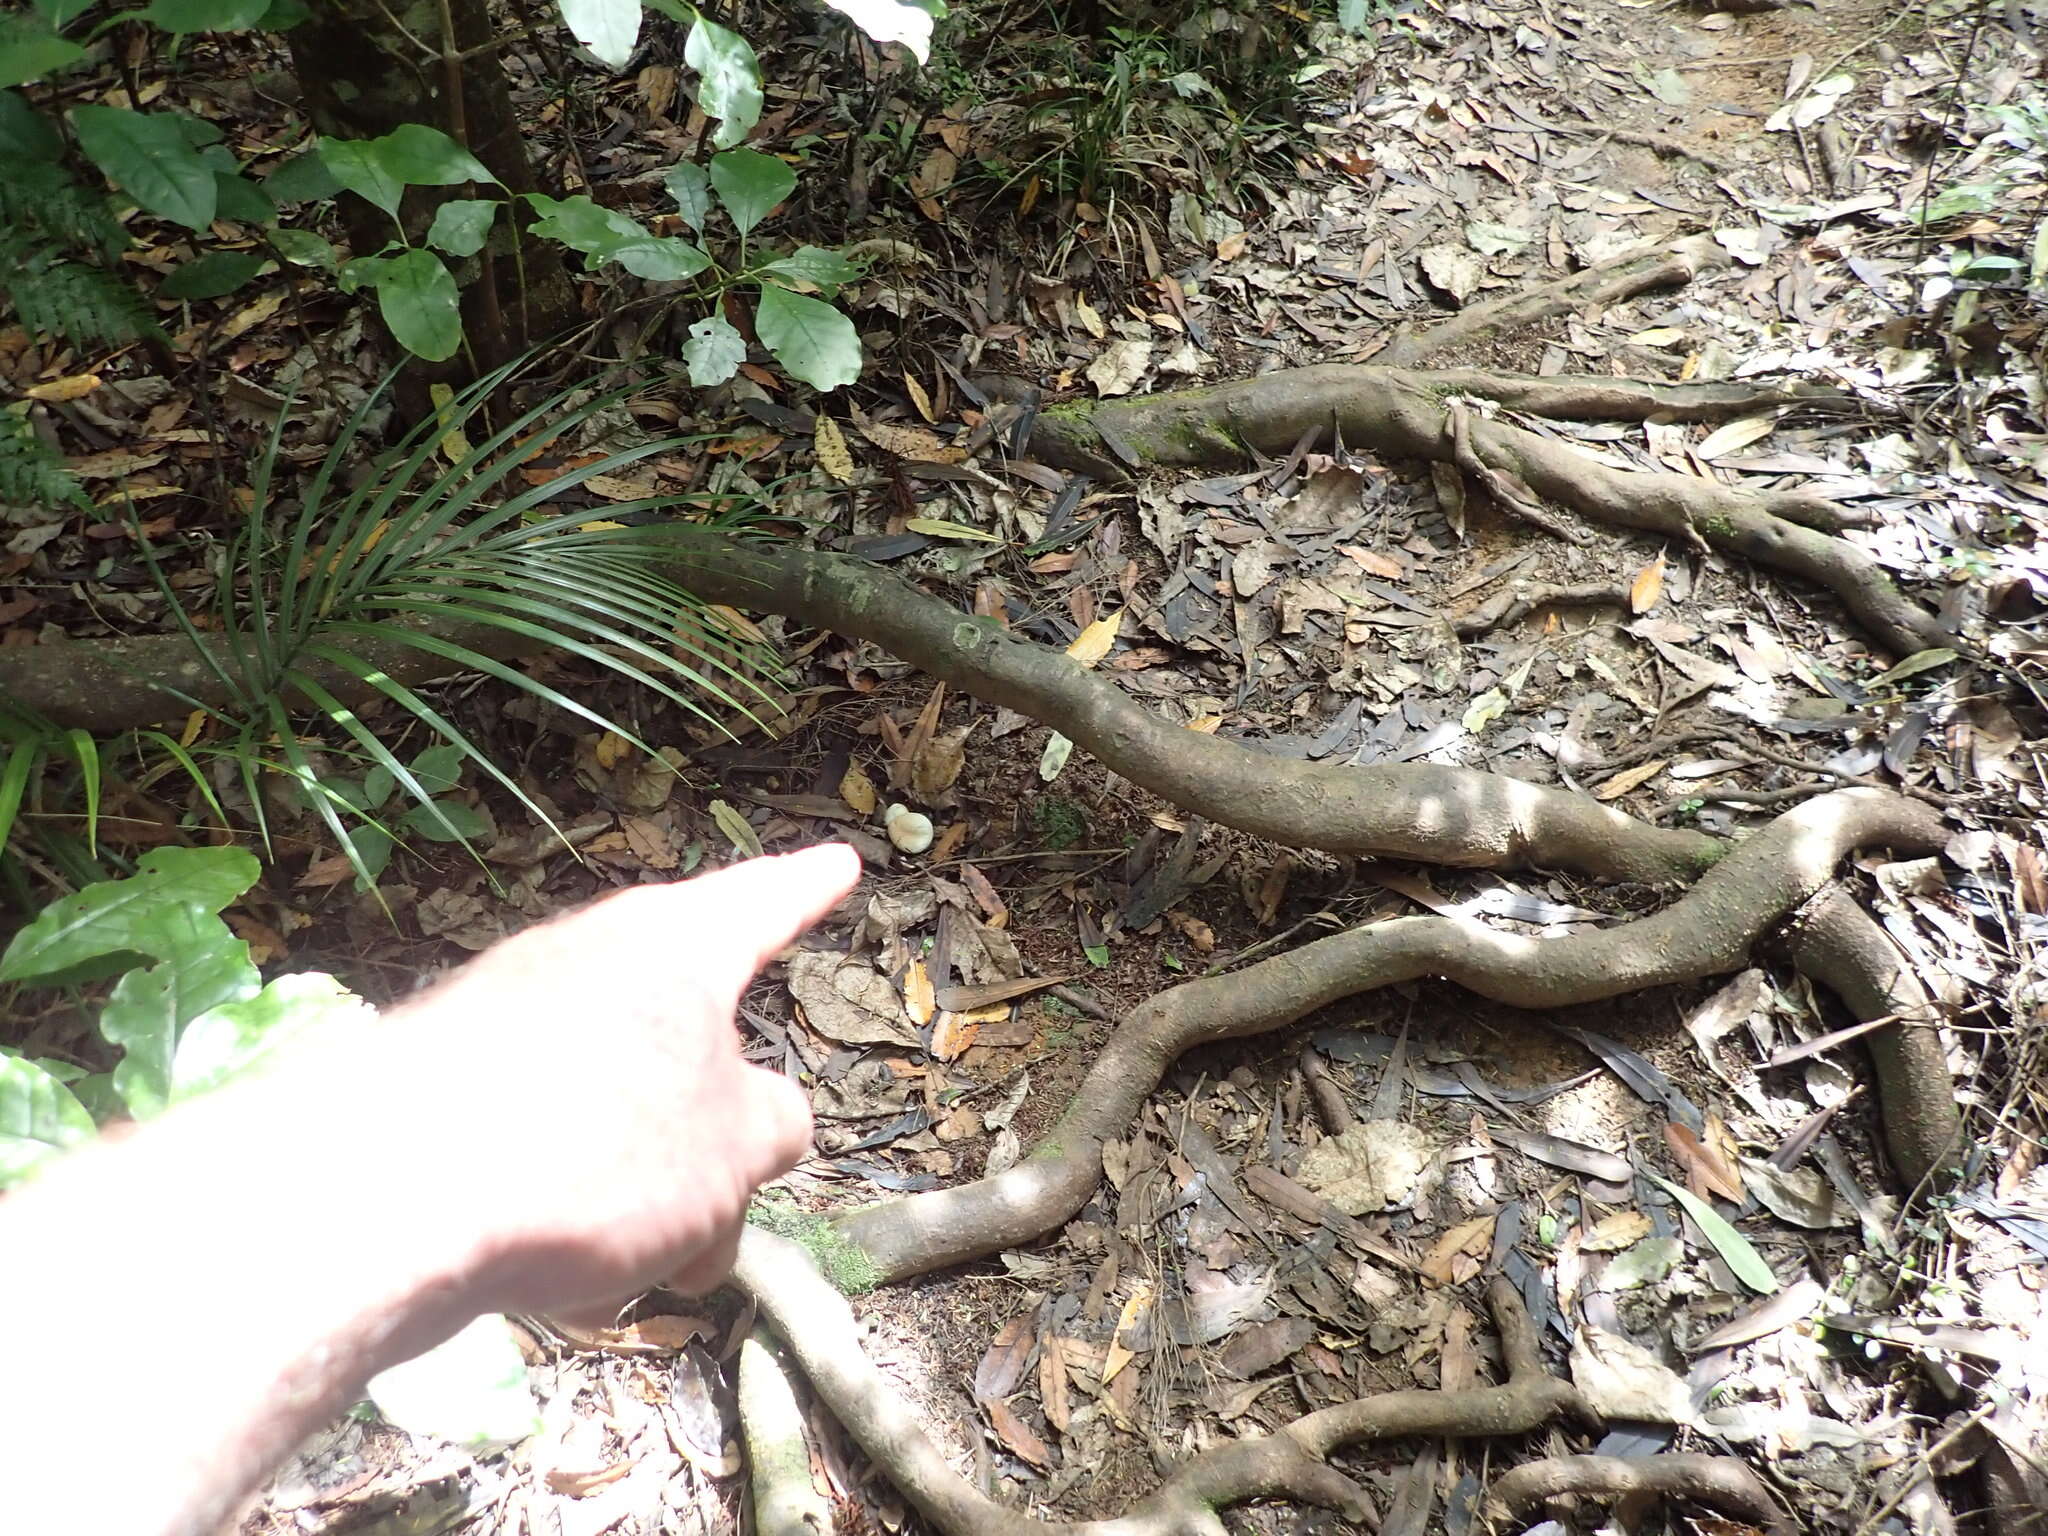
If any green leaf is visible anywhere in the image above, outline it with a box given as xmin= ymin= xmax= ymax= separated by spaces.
xmin=71 ymin=105 xmax=218 ymax=229
xmin=409 ymin=742 xmax=465 ymax=794
xmin=1867 ymin=647 xmax=1958 ymax=690
xmin=0 ymin=89 xmax=63 ymax=158
xmin=754 ymin=284 xmax=860 ymax=390
xmin=101 ymin=929 xmax=260 ymax=1118
xmin=320 ymin=125 xmax=494 ymax=217
xmin=372 ymin=247 xmax=463 ymax=362
xmin=819 ymin=0 xmax=934 ymax=61
xmin=0 ymin=17 xmax=84 ymax=90
xmin=139 ymin=0 xmax=272 ymax=34
xmin=1083 ymin=942 xmax=1110 ymax=968
xmin=760 ymin=245 xmax=861 ymax=293
xmin=1648 ymin=1172 xmax=1780 ymax=1294
xmin=270 ymin=227 xmax=335 ymax=267
xmin=212 ymin=169 xmax=276 ymax=224
xmin=709 ymin=147 xmax=793 ymax=236
xmin=523 ymin=192 xmax=709 ymax=280
xmin=257 ymin=0 xmax=309 ymax=25
xmin=664 ymin=160 xmax=711 ymax=230
xmin=398 ymin=797 xmax=491 ymax=843
xmin=265 ymin=148 xmax=342 ymax=204
xmin=368 ymin=1315 xmax=540 ymax=1447
xmin=346 ymin=822 xmax=395 ymax=882
xmin=682 ymin=314 xmax=745 ymax=386
xmin=427 ymin=197 xmax=498 ymax=256
xmin=32 ymin=0 xmax=97 ymax=26
xmin=556 ymin=0 xmax=640 ymax=70
xmin=172 ymin=971 xmax=374 ymax=1103
xmin=0 ymin=846 xmax=260 ymax=984
xmin=0 ymin=1056 xmax=95 ymax=1188
xmin=161 ymin=249 xmax=264 ymax=300
xmin=684 ymin=14 xmax=762 ymax=150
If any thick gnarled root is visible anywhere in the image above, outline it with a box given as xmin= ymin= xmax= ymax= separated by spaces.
xmin=736 ymin=1235 xmax=1590 ymax=1536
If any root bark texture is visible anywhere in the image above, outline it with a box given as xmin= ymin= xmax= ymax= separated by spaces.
xmin=1026 ymin=365 xmax=1947 ymax=657
xmin=735 ymin=1237 xmax=1588 ymax=1536
xmin=829 ymin=789 xmax=1943 ymax=1281
xmin=0 ymin=528 xmax=1725 ymax=886
xmin=739 ymin=1330 xmax=836 ymax=1536
xmin=1480 ymin=1454 xmax=1798 ymax=1536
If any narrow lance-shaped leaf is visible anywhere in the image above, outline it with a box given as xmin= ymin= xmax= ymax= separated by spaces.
xmin=1648 ymin=1171 xmax=1780 ymax=1294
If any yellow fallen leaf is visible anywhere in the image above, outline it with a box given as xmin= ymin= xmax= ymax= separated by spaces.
xmin=903 ymin=372 xmax=936 ymax=423
xmin=1629 ymin=552 xmax=1666 ymax=614
xmin=839 ymin=761 xmax=878 ymax=815
xmin=594 ymin=730 xmax=632 ymax=769
xmin=1186 ymin=714 xmax=1223 ymax=733
xmin=905 ymin=516 xmax=1002 ymax=543
xmin=1594 ymin=758 xmax=1666 ymax=801
xmin=1074 ymin=294 xmax=1106 ymax=339
xmin=429 ymin=382 xmax=471 ymax=463
xmin=813 ymin=416 xmax=856 ymax=483
xmin=1102 ymin=1280 xmax=1154 ymax=1385
xmin=709 ymin=798 xmax=762 ymax=859
xmin=26 ymin=374 xmax=101 ymax=402
xmin=903 ymin=957 xmax=936 ymax=1027
xmin=1065 ymin=609 xmax=1122 ymax=667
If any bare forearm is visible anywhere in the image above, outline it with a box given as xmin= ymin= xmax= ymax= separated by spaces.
xmin=0 ymin=1037 xmax=483 ymax=1536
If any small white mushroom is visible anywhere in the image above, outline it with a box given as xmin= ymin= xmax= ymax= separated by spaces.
xmin=884 ymin=803 xmax=934 ymax=855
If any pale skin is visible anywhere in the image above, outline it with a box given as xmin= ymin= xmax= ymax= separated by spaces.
xmin=0 ymin=843 xmax=861 ymax=1536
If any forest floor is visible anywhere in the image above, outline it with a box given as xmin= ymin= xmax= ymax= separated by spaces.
xmin=6 ymin=0 xmax=2046 ymax=1531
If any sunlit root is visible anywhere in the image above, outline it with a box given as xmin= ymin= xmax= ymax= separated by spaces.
xmin=1480 ymin=1453 xmax=1798 ymax=1536
xmin=735 ymin=1236 xmax=1588 ymax=1536
xmin=829 ymin=790 xmax=1943 ymax=1282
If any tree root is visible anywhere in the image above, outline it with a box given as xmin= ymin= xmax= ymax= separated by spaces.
xmin=1382 ymin=232 xmax=1732 ymax=367
xmin=739 ymin=1329 xmax=837 ymax=1536
xmin=0 ymin=528 xmax=1726 ymax=886
xmin=1479 ymin=1454 xmax=1798 ymax=1536
xmin=733 ymin=1236 xmax=1589 ymax=1536
xmin=827 ymin=789 xmax=1943 ymax=1282
xmin=1783 ymin=884 xmax=1966 ymax=1188
xmin=1027 ymin=366 xmax=1947 ymax=657
xmin=1453 ymin=580 xmax=1633 ymax=637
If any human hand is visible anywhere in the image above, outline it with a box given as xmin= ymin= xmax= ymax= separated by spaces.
xmin=376 ymin=844 xmax=859 ymax=1319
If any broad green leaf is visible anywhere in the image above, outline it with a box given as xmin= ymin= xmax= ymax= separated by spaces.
xmin=212 ymin=169 xmax=276 ymax=224
xmin=398 ymin=798 xmax=491 ymax=844
xmin=101 ymin=929 xmax=260 ymax=1118
xmin=0 ymin=846 xmax=260 ymax=984
xmin=139 ymin=0 xmax=271 ymax=34
xmin=270 ymin=227 xmax=335 ymax=267
xmin=1648 ymin=1172 xmax=1780 ymax=1294
xmin=760 ymin=245 xmax=861 ymax=293
xmin=684 ymin=14 xmax=762 ymax=150
xmin=0 ymin=18 xmax=83 ymax=90
xmin=373 ymin=247 xmax=463 ymax=362
xmin=363 ymin=763 xmax=396 ymax=808
xmin=71 ymin=105 xmax=217 ymax=229
xmin=161 ymin=249 xmax=264 ymax=300
xmin=1868 ymin=647 xmax=1958 ymax=690
xmin=346 ymin=823 xmax=395 ymax=882
xmin=664 ymin=160 xmax=711 ymax=230
xmin=369 ymin=1315 xmax=540 ymax=1447
xmin=819 ymin=0 xmax=934 ymax=61
xmin=0 ymin=1056 xmax=94 ymax=1188
xmin=257 ymin=0 xmax=308 ymax=24
xmin=709 ymin=147 xmax=793 ymax=236
xmin=682 ymin=314 xmax=746 ymax=386
xmin=172 ymin=971 xmax=374 ymax=1103
xmin=0 ymin=90 xmax=63 ymax=158
xmin=427 ymin=197 xmax=497 ymax=257
xmin=321 ymin=125 xmax=494 ymax=217
xmin=32 ymin=0 xmax=97 ymax=26
xmin=1083 ymin=943 xmax=1110 ymax=968
xmin=409 ymin=743 xmax=466 ymax=794
xmin=265 ymin=148 xmax=341 ymax=204
xmin=556 ymin=0 xmax=640 ymax=70
xmin=524 ymin=193 xmax=709 ymax=280
xmin=754 ymin=284 xmax=860 ymax=391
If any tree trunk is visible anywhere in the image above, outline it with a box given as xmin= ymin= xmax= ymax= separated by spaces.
xmin=288 ymin=0 xmax=579 ymax=375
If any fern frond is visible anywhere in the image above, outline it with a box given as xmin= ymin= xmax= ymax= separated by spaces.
xmin=0 ymin=406 xmax=87 ymax=513
xmin=0 ymin=162 xmax=127 ymax=262
xmin=1 ymin=249 xmax=157 ymax=349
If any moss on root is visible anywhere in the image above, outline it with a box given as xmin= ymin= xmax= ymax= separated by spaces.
xmin=750 ymin=1195 xmax=883 ymax=1295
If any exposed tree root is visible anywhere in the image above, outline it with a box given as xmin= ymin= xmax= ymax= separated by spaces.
xmin=1480 ymin=1453 xmax=1798 ymax=1536
xmin=1382 ymin=232 xmax=1732 ymax=367
xmin=1025 ymin=366 xmax=1948 ymax=657
xmin=0 ymin=529 xmax=1726 ymax=885
xmin=734 ymin=1239 xmax=1589 ymax=1536
xmin=739 ymin=1329 xmax=837 ymax=1536
xmin=1453 ymin=580 xmax=1634 ymax=637
xmin=1784 ymin=884 xmax=1967 ymax=1188
xmin=827 ymin=790 xmax=1943 ymax=1282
